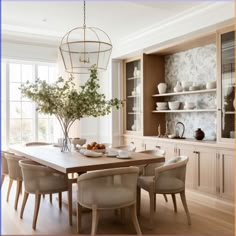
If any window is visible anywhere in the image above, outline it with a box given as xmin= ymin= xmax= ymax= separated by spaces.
xmin=1 ymin=60 xmax=61 ymax=149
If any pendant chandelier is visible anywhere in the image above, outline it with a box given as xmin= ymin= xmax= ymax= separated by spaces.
xmin=59 ymin=0 xmax=112 ymax=74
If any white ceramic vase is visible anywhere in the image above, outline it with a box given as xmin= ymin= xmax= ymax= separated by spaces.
xmin=157 ymin=83 xmax=167 ymax=94
xmin=174 ymin=81 xmax=183 ymax=92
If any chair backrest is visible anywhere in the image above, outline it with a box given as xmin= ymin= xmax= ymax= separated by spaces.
xmin=5 ymin=153 xmax=25 ymax=180
xmin=25 ymin=142 xmax=51 ymax=146
xmin=19 ymin=159 xmax=66 ymax=194
xmin=1 ymin=151 xmax=13 ymax=175
xmin=113 ymin=142 xmax=136 ymax=152
xmin=155 ymin=156 xmax=189 ymax=183
xmin=77 ymin=167 xmax=139 ymax=209
xmin=139 ymin=149 xmax=166 ymax=176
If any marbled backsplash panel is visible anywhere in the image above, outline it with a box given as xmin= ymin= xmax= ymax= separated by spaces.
xmin=164 ymin=44 xmax=217 ymax=140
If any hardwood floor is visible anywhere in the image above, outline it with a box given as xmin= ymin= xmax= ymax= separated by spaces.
xmin=1 ymin=177 xmax=234 ymax=235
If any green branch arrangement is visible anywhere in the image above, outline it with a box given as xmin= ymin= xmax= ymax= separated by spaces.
xmin=20 ymin=65 xmax=123 ymax=151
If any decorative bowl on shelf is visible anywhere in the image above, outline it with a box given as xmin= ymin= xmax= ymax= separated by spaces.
xmin=184 ymin=102 xmax=195 ymax=110
xmin=168 ymin=101 xmax=180 ymax=110
xmin=156 ymin=102 xmax=168 ymax=110
xmin=189 ymin=86 xmax=199 ymax=91
xmin=206 ymin=81 xmax=216 ymax=89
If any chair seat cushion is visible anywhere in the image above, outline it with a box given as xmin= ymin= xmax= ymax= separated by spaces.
xmin=78 ymin=186 xmax=134 ymax=209
xmin=138 ymin=176 xmax=184 ymax=193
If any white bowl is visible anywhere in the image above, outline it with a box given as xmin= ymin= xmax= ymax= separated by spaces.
xmin=168 ymin=101 xmax=180 ymax=110
xmin=156 ymin=102 xmax=168 ymax=109
xmin=206 ymin=81 xmax=216 ymax=89
xmin=157 ymin=83 xmax=167 ymax=94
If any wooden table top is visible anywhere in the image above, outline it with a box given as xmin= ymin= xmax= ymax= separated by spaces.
xmin=9 ymin=145 xmax=165 ymax=174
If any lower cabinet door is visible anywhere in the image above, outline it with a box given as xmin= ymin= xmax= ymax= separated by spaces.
xmin=218 ymin=149 xmax=234 ymax=201
xmin=177 ymin=144 xmax=195 ymax=189
xmin=195 ymin=147 xmax=217 ymax=195
xmin=157 ymin=141 xmax=176 ymax=160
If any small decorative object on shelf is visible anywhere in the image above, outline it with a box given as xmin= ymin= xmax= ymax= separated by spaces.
xmin=194 ymin=128 xmax=205 ymax=140
xmin=174 ymin=81 xmax=183 ymax=92
xmin=157 ymin=124 xmax=161 ymax=137
xmin=157 ymin=82 xmax=167 ymax=94
xmin=133 ymin=67 xmax=138 ymax=77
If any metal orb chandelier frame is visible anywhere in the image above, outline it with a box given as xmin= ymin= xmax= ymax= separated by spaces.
xmin=59 ymin=0 xmax=112 ymax=74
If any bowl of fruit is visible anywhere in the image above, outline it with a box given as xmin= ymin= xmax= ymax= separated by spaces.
xmin=86 ymin=142 xmax=106 ymax=153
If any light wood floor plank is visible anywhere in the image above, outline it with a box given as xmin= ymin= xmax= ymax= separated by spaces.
xmin=1 ymin=177 xmax=234 ymax=235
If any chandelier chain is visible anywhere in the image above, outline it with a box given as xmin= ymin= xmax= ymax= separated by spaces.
xmin=83 ymin=0 xmax=86 ymax=28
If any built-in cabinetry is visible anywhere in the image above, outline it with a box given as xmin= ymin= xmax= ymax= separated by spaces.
xmin=217 ymin=26 xmax=235 ymax=142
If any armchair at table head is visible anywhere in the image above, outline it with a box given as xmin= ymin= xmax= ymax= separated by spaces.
xmin=76 ymin=166 xmax=141 ymax=235
xmin=137 ymin=156 xmax=191 ymax=227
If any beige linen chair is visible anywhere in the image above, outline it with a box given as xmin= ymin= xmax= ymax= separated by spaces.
xmin=76 ymin=167 xmax=141 ymax=235
xmin=113 ymin=142 xmax=136 ymax=152
xmin=19 ymin=159 xmax=69 ymax=230
xmin=5 ymin=153 xmax=25 ymax=210
xmin=1 ymin=151 xmax=13 ymax=186
xmin=137 ymin=156 xmax=191 ymax=226
xmin=139 ymin=149 xmax=168 ymax=203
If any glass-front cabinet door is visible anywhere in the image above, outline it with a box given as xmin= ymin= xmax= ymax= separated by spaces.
xmin=124 ymin=58 xmax=142 ymax=133
xmin=219 ymin=28 xmax=235 ymax=142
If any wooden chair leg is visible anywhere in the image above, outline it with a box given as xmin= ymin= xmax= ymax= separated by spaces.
xmin=14 ymin=179 xmax=22 ymax=210
xmin=2 ymin=175 xmax=5 ymax=186
xmin=33 ymin=193 xmax=41 ymax=230
xmin=136 ymin=186 xmax=141 ymax=216
xmin=6 ymin=179 xmax=13 ymax=202
xmin=58 ymin=192 xmax=62 ymax=210
xmin=76 ymin=202 xmax=82 ymax=233
xmin=91 ymin=205 xmax=99 ymax=236
xmin=180 ymin=191 xmax=191 ymax=225
xmin=130 ymin=204 xmax=142 ymax=235
xmin=149 ymin=191 xmax=155 ymax=227
xmin=171 ymin=194 xmax=177 ymax=212
xmin=120 ymin=208 xmax=126 ymax=224
xmin=67 ymin=179 xmax=73 ymax=226
xmin=49 ymin=194 xmax=52 ymax=203
xmin=20 ymin=192 xmax=29 ymax=219
xmin=43 ymin=194 xmax=45 ymax=199
xmin=163 ymin=194 xmax=168 ymax=202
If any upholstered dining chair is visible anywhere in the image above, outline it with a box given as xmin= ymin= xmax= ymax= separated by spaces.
xmin=113 ymin=142 xmax=136 ymax=152
xmin=5 ymin=153 xmax=25 ymax=210
xmin=137 ymin=156 xmax=191 ymax=226
xmin=139 ymin=149 xmax=168 ymax=202
xmin=76 ymin=167 xmax=141 ymax=235
xmin=19 ymin=159 xmax=70 ymax=230
xmin=1 ymin=151 xmax=14 ymax=186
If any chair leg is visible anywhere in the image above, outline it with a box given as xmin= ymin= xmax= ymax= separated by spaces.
xmin=130 ymin=204 xmax=142 ymax=235
xmin=58 ymin=192 xmax=62 ymax=210
xmin=76 ymin=202 xmax=82 ymax=233
xmin=180 ymin=191 xmax=191 ymax=225
xmin=2 ymin=175 xmax=5 ymax=186
xmin=120 ymin=208 xmax=126 ymax=224
xmin=171 ymin=194 xmax=177 ymax=212
xmin=163 ymin=194 xmax=168 ymax=202
xmin=33 ymin=193 xmax=41 ymax=230
xmin=6 ymin=179 xmax=13 ymax=202
xmin=20 ymin=192 xmax=29 ymax=219
xmin=14 ymin=179 xmax=22 ymax=210
xmin=91 ymin=205 xmax=99 ymax=236
xmin=43 ymin=194 xmax=45 ymax=199
xmin=149 ymin=191 xmax=155 ymax=227
xmin=136 ymin=186 xmax=141 ymax=216
xmin=49 ymin=194 xmax=52 ymax=203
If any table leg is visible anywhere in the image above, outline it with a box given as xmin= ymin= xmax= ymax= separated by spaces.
xmin=67 ymin=178 xmax=73 ymax=226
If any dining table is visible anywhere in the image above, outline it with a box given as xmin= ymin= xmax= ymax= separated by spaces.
xmin=9 ymin=144 xmax=165 ymax=226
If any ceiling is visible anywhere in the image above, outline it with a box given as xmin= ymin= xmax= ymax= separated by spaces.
xmin=2 ymin=1 xmax=209 ymax=47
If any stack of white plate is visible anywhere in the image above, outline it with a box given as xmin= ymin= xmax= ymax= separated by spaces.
xmin=156 ymin=102 xmax=168 ymax=110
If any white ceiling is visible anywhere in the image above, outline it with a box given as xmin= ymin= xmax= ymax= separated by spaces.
xmin=2 ymin=1 xmax=209 ymax=47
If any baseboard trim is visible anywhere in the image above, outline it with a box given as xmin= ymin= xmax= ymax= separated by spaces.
xmin=186 ymin=189 xmax=234 ymax=215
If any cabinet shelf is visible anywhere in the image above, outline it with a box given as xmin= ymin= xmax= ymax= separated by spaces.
xmin=128 ymin=112 xmax=141 ymax=115
xmin=127 ymin=95 xmax=140 ymax=98
xmin=152 ymin=109 xmax=217 ymax=113
xmin=152 ymin=88 xmax=216 ymax=97
xmin=127 ymin=76 xmax=141 ymax=81
xmin=224 ymin=111 xmax=235 ymax=114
